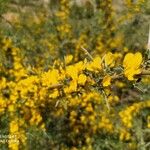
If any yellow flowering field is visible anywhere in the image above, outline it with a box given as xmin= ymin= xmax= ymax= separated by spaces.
xmin=0 ymin=0 xmax=150 ymax=150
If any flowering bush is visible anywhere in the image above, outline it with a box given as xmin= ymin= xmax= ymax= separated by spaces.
xmin=0 ymin=0 xmax=150 ymax=150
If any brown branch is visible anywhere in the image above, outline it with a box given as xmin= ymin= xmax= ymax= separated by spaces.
xmin=81 ymin=47 xmax=94 ymax=61
xmin=112 ymin=70 xmax=150 ymax=80
xmin=139 ymin=70 xmax=150 ymax=76
xmin=49 ymin=83 xmax=63 ymax=89
xmin=48 ymin=70 xmax=150 ymax=90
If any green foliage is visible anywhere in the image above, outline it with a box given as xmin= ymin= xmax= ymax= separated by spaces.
xmin=0 ymin=0 xmax=150 ymax=150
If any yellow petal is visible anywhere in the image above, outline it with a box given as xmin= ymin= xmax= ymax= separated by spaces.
xmin=133 ymin=52 xmax=142 ymax=68
xmin=66 ymin=66 xmax=78 ymax=80
xmin=105 ymin=52 xmax=115 ymax=67
xmin=64 ymin=80 xmax=77 ymax=93
xmin=64 ymin=55 xmax=73 ymax=65
xmin=102 ymin=75 xmax=111 ymax=87
xmin=123 ymin=53 xmax=134 ymax=68
xmin=86 ymin=56 xmax=102 ymax=71
xmin=78 ymin=74 xmax=87 ymax=85
xmin=123 ymin=52 xmax=142 ymax=80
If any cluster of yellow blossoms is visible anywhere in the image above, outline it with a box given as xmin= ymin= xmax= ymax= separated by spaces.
xmin=119 ymin=101 xmax=150 ymax=141
xmin=0 ymin=36 xmax=149 ymax=149
xmin=55 ymin=0 xmax=71 ymax=39
xmin=125 ymin=0 xmax=145 ymax=12
xmin=119 ymin=101 xmax=150 ymax=129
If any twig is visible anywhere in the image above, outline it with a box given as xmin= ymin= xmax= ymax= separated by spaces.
xmin=102 ymin=90 xmax=110 ymax=110
xmin=112 ymin=70 xmax=150 ymax=80
xmin=139 ymin=70 xmax=150 ymax=76
xmin=144 ymin=142 xmax=150 ymax=148
xmin=48 ymin=70 xmax=150 ymax=90
xmin=55 ymin=100 xmax=60 ymax=107
xmin=49 ymin=83 xmax=63 ymax=89
xmin=81 ymin=46 xmax=94 ymax=61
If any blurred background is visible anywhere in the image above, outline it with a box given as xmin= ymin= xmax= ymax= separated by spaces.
xmin=0 ymin=0 xmax=150 ymax=68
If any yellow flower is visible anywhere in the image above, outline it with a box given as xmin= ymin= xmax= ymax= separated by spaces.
xmin=41 ymin=69 xmax=59 ymax=86
xmin=0 ymin=77 xmax=7 ymax=90
xmin=108 ymin=95 xmax=119 ymax=105
xmin=0 ymin=98 xmax=6 ymax=113
xmin=104 ymin=52 xmax=115 ymax=67
xmin=85 ymin=137 xmax=91 ymax=144
xmin=102 ymin=75 xmax=111 ymax=87
xmin=123 ymin=52 xmax=142 ymax=80
xmin=86 ymin=56 xmax=102 ymax=71
xmin=8 ymin=105 xmax=15 ymax=112
xmin=115 ymin=81 xmax=125 ymax=88
xmin=9 ymin=142 xmax=19 ymax=150
xmin=80 ymin=115 xmax=86 ymax=124
xmin=29 ymin=111 xmax=42 ymax=126
xmin=119 ymin=129 xmax=131 ymax=141
xmin=64 ymin=80 xmax=77 ymax=93
xmin=49 ymin=89 xmax=59 ymax=98
xmin=66 ymin=65 xmax=78 ymax=80
xmin=64 ymin=55 xmax=73 ymax=65
xmin=78 ymin=74 xmax=87 ymax=85
xmin=10 ymin=119 xmax=19 ymax=133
